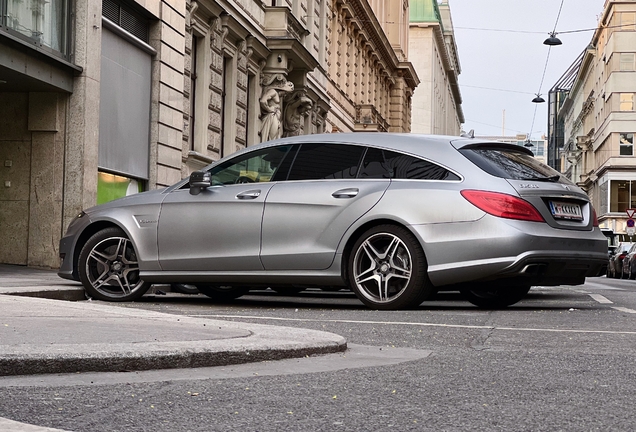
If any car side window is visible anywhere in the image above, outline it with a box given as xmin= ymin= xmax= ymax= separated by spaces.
xmin=207 ymin=145 xmax=292 ymax=185
xmin=286 ymin=143 xmax=365 ymax=180
xmin=359 ymin=148 xmax=460 ymax=181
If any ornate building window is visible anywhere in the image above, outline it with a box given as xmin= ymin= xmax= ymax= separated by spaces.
xmin=189 ymin=34 xmax=199 ymax=151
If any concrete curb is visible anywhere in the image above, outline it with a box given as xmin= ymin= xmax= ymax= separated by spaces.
xmin=0 ymin=295 xmax=347 ymax=376
xmin=0 ymin=339 xmax=347 ymax=376
xmin=0 ymin=417 xmax=69 ymax=432
xmin=2 ymin=288 xmax=86 ymax=301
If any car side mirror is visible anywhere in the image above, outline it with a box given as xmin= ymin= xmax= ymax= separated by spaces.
xmin=189 ymin=171 xmax=211 ymax=195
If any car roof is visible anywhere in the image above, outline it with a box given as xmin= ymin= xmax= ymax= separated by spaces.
xmin=265 ymin=132 xmax=459 ymax=148
xmin=255 ymin=133 xmax=531 ymax=157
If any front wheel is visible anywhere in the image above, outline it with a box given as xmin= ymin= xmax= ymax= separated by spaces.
xmin=78 ymin=227 xmax=151 ymax=301
xmin=460 ymin=285 xmax=531 ymax=309
xmin=348 ymin=225 xmax=432 ymax=310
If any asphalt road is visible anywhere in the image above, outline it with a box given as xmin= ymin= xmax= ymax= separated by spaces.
xmin=2 ymin=276 xmax=636 ymax=431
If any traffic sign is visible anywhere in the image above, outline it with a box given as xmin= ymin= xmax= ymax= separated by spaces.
xmin=627 ymin=219 xmax=635 ymax=228
xmin=627 ymin=208 xmax=636 ymax=218
xmin=628 ymin=227 xmax=635 ymax=236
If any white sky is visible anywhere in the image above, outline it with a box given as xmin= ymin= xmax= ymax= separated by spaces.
xmin=447 ymin=0 xmax=605 ymax=139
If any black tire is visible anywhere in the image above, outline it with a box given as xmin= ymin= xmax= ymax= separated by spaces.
xmin=347 ymin=224 xmax=432 ymax=310
xmin=270 ymin=286 xmax=305 ymax=295
xmin=171 ymin=283 xmax=201 ymax=294
xmin=78 ymin=227 xmax=151 ymax=301
xmin=197 ymin=285 xmax=250 ymax=301
xmin=460 ymin=285 xmax=531 ymax=309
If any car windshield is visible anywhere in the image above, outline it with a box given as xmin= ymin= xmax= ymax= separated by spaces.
xmin=459 ymin=146 xmax=574 ymax=184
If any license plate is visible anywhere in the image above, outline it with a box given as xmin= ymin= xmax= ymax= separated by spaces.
xmin=548 ymin=201 xmax=583 ymax=220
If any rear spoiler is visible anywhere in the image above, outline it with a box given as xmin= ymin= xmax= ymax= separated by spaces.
xmin=451 ymin=140 xmax=535 ymax=156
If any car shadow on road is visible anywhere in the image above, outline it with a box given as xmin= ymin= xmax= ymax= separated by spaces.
xmin=135 ymin=288 xmax=595 ymax=312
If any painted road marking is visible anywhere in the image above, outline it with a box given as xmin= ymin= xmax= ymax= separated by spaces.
xmin=196 ymin=315 xmax=636 ymax=336
xmin=582 ymin=280 xmax=626 ymax=291
xmin=588 ymin=294 xmax=613 ymax=304
xmin=612 ymin=307 xmax=636 ymax=314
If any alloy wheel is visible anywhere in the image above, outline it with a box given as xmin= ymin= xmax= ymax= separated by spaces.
xmin=83 ymin=235 xmax=147 ymax=299
xmin=352 ymin=232 xmax=413 ymax=304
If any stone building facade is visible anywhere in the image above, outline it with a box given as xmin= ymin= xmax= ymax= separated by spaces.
xmin=408 ymin=0 xmax=463 ymax=135
xmin=326 ymin=0 xmax=418 ymax=134
xmin=556 ymin=0 xmax=636 ymax=236
xmin=0 ymin=0 xmax=418 ymax=268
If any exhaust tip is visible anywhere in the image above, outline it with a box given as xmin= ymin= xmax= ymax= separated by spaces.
xmin=521 ymin=263 xmax=548 ymax=276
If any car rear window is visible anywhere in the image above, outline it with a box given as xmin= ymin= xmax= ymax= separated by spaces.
xmin=459 ymin=146 xmax=568 ymax=182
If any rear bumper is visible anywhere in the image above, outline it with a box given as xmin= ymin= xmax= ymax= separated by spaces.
xmin=411 ymin=216 xmax=608 ymax=287
xmin=466 ymin=253 xmax=606 ymax=286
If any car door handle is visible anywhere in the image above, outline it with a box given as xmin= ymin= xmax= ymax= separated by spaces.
xmin=236 ymin=190 xmax=261 ymax=200
xmin=332 ymin=188 xmax=359 ymax=199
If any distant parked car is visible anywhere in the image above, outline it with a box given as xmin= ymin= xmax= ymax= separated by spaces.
xmin=608 ymin=242 xmax=634 ymax=278
xmin=621 ymin=243 xmax=636 ymax=279
xmin=58 ymin=133 xmax=608 ymax=310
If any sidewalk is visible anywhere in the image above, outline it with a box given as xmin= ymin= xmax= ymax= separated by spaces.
xmin=0 ymin=264 xmax=347 ymax=377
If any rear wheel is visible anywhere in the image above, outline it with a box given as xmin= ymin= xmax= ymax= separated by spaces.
xmin=460 ymin=285 xmax=531 ymax=309
xmin=348 ymin=225 xmax=432 ymax=310
xmin=78 ymin=227 xmax=151 ymax=301
xmin=196 ymin=285 xmax=250 ymax=301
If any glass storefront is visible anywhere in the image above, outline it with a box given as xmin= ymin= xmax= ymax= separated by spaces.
xmin=609 ymin=179 xmax=636 ymax=213
xmin=97 ymin=172 xmax=143 ymax=205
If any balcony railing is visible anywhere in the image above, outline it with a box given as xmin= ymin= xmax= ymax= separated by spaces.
xmin=0 ymin=0 xmax=70 ymax=58
xmin=354 ymin=104 xmax=389 ymax=132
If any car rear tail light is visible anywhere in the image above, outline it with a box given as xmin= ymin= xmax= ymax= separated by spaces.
xmin=461 ymin=190 xmax=545 ymax=222
xmin=591 ymin=206 xmax=599 ymax=227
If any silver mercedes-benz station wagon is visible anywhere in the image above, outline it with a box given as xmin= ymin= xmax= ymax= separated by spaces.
xmin=58 ymin=133 xmax=607 ymax=310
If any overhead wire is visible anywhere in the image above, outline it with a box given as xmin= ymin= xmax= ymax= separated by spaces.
xmin=454 ymin=23 xmax=628 ymax=36
xmin=528 ymin=0 xmax=565 ymax=141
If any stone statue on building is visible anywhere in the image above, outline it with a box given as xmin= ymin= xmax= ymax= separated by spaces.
xmin=259 ymin=74 xmax=295 ymax=142
xmin=283 ymin=90 xmax=313 ymax=137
